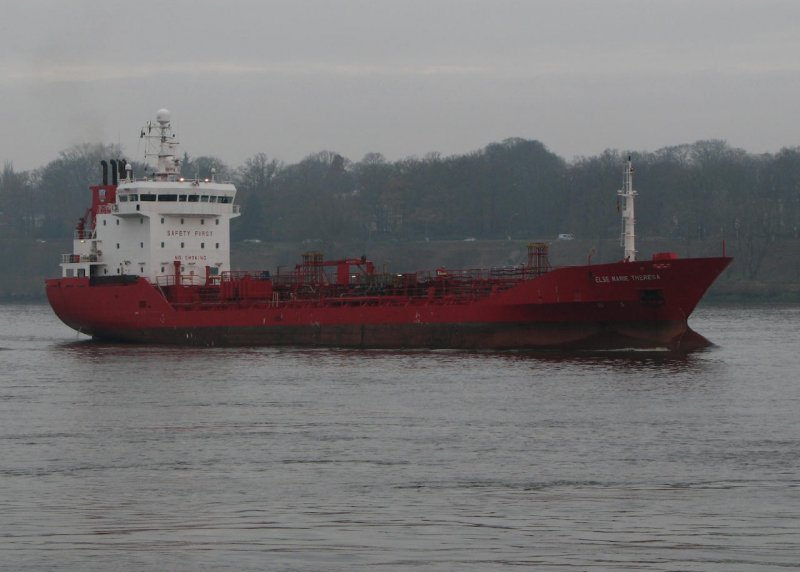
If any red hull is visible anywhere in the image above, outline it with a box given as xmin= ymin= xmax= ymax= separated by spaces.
xmin=46 ymin=256 xmax=731 ymax=350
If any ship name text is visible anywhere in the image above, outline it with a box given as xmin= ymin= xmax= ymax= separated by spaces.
xmin=593 ymin=273 xmax=661 ymax=284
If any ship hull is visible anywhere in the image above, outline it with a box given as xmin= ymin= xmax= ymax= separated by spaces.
xmin=48 ymin=321 xmax=710 ymax=351
xmin=46 ymin=256 xmax=731 ymax=351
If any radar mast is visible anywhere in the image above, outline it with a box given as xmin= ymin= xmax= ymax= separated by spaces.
xmin=141 ymin=108 xmax=180 ymax=180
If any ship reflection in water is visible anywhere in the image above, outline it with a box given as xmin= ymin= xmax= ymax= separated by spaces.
xmin=54 ymin=329 xmax=709 ymax=368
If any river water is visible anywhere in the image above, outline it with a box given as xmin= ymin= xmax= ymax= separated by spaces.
xmin=0 ymin=303 xmax=798 ymax=571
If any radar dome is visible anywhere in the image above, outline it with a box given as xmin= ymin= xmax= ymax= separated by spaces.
xmin=156 ymin=108 xmax=171 ymax=125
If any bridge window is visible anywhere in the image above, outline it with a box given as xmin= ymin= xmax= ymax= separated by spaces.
xmin=140 ymin=194 xmax=156 ymax=201
xmin=158 ymin=194 xmax=177 ymax=202
xmin=209 ymin=196 xmax=217 ymax=203
xmin=201 ymin=195 xmax=209 ymax=202
xmin=188 ymin=195 xmax=199 ymax=202
xmin=179 ymin=195 xmax=187 ymax=202
xmin=119 ymin=195 xmax=128 ymax=202
xmin=129 ymin=194 xmax=138 ymax=201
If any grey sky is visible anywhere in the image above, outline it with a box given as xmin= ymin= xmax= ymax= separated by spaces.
xmin=1 ymin=0 xmax=798 ymax=170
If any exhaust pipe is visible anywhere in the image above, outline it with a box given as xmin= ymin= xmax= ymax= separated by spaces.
xmin=100 ymin=160 xmax=108 ymax=185
xmin=117 ymin=159 xmax=126 ymax=182
xmin=110 ymin=160 xmax=118 ymax=185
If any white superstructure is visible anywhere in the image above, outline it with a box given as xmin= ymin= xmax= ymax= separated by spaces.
xmin=60 ymin=109 xmax=240 ymax=284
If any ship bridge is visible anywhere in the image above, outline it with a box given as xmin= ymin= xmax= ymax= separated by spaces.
xmin=59 ymin=110 xmax=240 ymax=284
xmin=112 ymin=180 xmax=238 ymax=217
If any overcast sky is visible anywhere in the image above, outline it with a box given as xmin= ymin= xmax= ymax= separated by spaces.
xmin=1 ymin=0 xmax=798 ymax=170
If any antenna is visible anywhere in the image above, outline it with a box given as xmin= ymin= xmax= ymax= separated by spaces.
xmin=141 ymin=108 xmax=180 ymax=180
xmin=618 ymin=156 xmax=637 ymax=262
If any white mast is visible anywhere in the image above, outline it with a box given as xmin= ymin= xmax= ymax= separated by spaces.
xmin=618 ymin=156 xmax=637 ymax=262
xmin=141 ymin=108 xmax=180 ymax=180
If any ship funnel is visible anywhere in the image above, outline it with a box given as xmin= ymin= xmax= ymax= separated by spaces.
xmin=100 ymin=160 xmax=108 ymax=185
xmin=117 ymin=159 xmax=126 ymax=183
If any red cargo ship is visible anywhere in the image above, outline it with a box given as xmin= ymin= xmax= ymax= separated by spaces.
xmin=46 ymin=110 xmax=731 ymax=350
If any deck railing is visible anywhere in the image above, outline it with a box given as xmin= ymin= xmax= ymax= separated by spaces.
xmin=61 ymin=253 xmax=99 ymax=264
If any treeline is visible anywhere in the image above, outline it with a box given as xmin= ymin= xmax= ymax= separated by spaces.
xmin=2 ymin=138 xmax=799 ymax=280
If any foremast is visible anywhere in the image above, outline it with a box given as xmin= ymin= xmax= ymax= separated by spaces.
xmin=618 ymin=156 xmax=637 ymax=262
